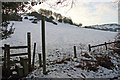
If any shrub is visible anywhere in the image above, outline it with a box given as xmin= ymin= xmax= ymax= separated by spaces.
xmin=32 ymin=20 xmax=37 ymax=24
xmin=52 ymin=22 xmax=57 ymax=25
xmin=58 ymin=19 xmax=62 ymax=23
xmin=1 ymin=22 xmax=15 ymax=39
xmin=78 ymin=23 xmax=82 ymax=27
xmin=2 ymin=13 xmax=22 ymax=22
xmin=29 ymin=18 xmax=34 ymax=21
xmin=82 ymin=53 xmax=92 ymax=58
xmin=95 ymin=54 xmax=114 ymax=70
xmin=27 ymin=12 xmax=42 ymax=20
xmin=49 ymin=16 xmax=54 ymax=20
xmin=75 ymin=59 xmax=99 ymax=72
xmin=63 ymin=17 xmax=73 ymax=25
xmin=24 ymin=17 xmax=28 ymax=19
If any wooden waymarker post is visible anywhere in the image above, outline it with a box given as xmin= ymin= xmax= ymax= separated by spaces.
xmin=41 ymin=16 xmax=46 ymax=74
xmin=27 ymin=32 xmax=31 ymax=72
xmin=32 ymin=43 xmax=36 ymax=68
xmin=74 ymin=46 xmax=77 ymax=58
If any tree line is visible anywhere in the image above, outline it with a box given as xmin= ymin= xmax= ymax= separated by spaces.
xmin=38 ymin=8 xmax=82 ymax=26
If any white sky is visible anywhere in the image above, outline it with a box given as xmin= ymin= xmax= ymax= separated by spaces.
xmin=32 ymin=0 xmax=118 ymax=26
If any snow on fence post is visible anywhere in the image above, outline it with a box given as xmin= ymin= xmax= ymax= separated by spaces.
xmin=88 ymin=44 xmax=91 ymax=52
xmin=105 ymin=42 xmax=107 ymax=50
xmin=74 ymin=46 xmax=77 ymax=58
xmin=38 ymin=53 xmax=42 ymax=67
xmin=32 ymin=43 xmax=36 ymax=68
xmin=41 ymin=16 xmax=46 ymax=74
xmin=27 ymin=32 xmax=31 ymax=72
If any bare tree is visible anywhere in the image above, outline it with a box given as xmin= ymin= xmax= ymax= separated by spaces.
xmin=22 ymin=0 xmax=76 ymax=13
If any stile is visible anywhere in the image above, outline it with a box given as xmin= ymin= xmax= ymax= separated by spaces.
xmin=2 ymin=32 xmax=35 ymax=79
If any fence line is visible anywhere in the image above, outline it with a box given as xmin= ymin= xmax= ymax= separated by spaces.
xmin=88 ymin=41 xmax=120 ymax=52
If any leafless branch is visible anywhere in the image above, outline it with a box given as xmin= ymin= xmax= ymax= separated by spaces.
xmin=44 ymin=0 xmax=76 ymax=12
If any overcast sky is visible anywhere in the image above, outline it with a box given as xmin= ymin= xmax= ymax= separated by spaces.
xmin=32 ymin=0 xmax=118 ymax=26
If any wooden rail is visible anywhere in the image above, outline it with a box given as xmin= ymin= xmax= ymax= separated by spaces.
xmin=10 ymin=53 xmax=28 ymax=57
xmin=2 ymin=46 xmax=28 ymax=49
xmin=88 ymin=41 xmax=120 ymax=52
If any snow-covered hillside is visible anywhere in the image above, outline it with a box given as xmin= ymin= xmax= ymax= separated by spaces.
xmin=1 ymin=15 xmax=119 ymax=78
xmin=84 ymin=24 xmax=119 ymax=32
xmin=1 ymin=16 xmax=117 ymax=51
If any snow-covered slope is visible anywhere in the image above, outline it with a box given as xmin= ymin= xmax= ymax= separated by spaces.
xmin=1 ymin=15 xmax=119 ymax=78
xmin=1 ymin=16 xmax=117 ymax=51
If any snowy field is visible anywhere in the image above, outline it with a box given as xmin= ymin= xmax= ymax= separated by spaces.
xmin=1 ymin=16 xmax=117 ymax=52
xmin=1 ymin=16 xmax=119 ymax=78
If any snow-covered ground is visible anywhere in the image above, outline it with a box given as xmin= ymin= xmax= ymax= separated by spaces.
xmin=1 ymin=15 xmax=119 ymax=78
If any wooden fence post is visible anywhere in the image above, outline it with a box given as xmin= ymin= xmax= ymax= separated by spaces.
xmin=88 ymin=44 xmax=91 ymax=52
xmin=74 ymin=46 xmax=77 ymax=58
xmin=105 ymin=42 xmax=107 ymax=50
xmin=32 ymin=43 xmax=36 ymax=68
xmin=38 ymin=53 xmax=42 ymax=67
xmin=4 ymin=44 xmax=7 ymax=69
xmin=27 ymin=32 xmax=31 ymax=72
xmin=41 ymin=16 xmax=46 ymax=74
xmin=6 ymin=45 xmax=10 ymax=76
